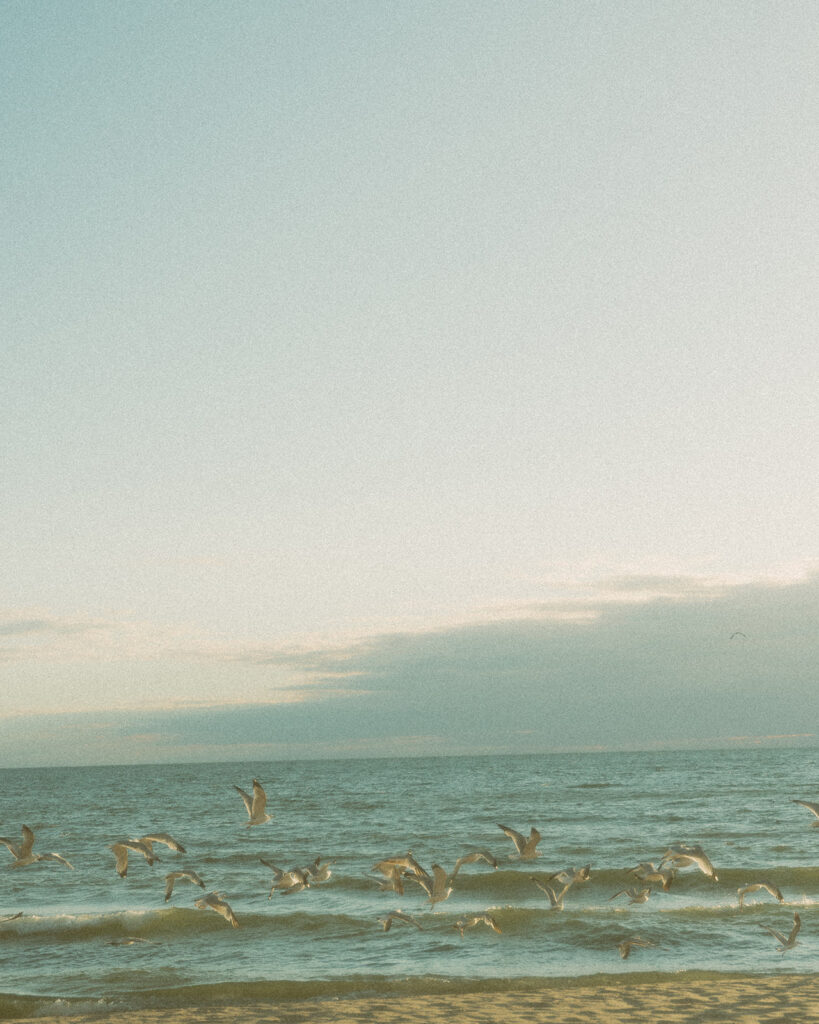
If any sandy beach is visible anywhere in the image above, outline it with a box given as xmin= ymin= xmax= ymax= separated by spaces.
xmin=10 ymin=975 xmax=819 ymax=1024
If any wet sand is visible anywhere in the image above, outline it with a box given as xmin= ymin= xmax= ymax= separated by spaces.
xmin=12 ymin=974 xmax=819 ymax=1024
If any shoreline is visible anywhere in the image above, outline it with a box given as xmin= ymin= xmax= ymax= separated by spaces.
xmin=5 ymin=974 xmax=818 ymax=1024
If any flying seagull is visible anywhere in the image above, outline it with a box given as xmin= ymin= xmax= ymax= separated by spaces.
xmin=454 ymin=913 xmax=502 ymax=937
xmin=660 ymin=843 xmax=718 ymax=882
xmin=195 ymin=891 xmax=239 ymax=928
xmin=497 ymin=824 xmax=541 ymax=860
xmin=110 ymin=840 xmax=158 ymax=878
xmin=378 ymin=910 xmax=423 ymax=932
xmin=738 ymin=881 xmax=784 ymax=909
xmin=531 ymin=877 xmax=572 ymax=910
xmin=609 ymin=887 xmax=651 ymax=905
xmin=164 ymin=869 xmax=206 ymax=901
xmin=407 ymin=864 xmax=453 ymax=906
xmin=451 ymin=849 xmax=498 ymax=878
xmin=0 ymin=825 xmax=73 ymax=869
xmin=234 ymin=779 xmax=272 ymax=826
xmin=260 ymin=858 xmax=311 ymax=897
xmin=141 ymin=833 xmax=186 ymax=854
xmin=759 ymin=911 xmax=801 ymax=953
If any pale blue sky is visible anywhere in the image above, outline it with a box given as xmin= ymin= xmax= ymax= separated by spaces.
xmin=2 ymin=2 xmax=817 ymax=765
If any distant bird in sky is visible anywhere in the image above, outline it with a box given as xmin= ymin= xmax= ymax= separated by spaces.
xmin=792 ymin=800 xmax=819 ymax=825
xmin=164 ymin=869 xmax=206 ymax=901
xmin=234 ymin=778 xmax=271 ymax=826
xmin=738 ymin=881 xmax=784 ymax=909
xmin=497 ymin=824 xmax=541 ymax=859
xmin=195 ymin=891 xmax=239 ymax=927
xmin=759 ymin=911 xmax=801 ymax=953
xmin=729 ymin=631 xmax=748 ymax=640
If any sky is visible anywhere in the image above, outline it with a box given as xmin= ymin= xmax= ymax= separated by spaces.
xmin=2 ymin=1 xmax=817 ymax=767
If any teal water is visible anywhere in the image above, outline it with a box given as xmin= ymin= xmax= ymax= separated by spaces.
xmin=0 ymin=748 xmax=817 ymax=1015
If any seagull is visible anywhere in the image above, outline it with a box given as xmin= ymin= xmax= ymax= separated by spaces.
xmin=792 ymin=800 xmax=819 ymax=826
xmin=547 ymin=864 xmax=591 ymax=885
xmin=451 ymin=849 xmax=498 ymax=878
xmin=454 ymin=913 xmax=502 ymax=937
xmin=0 ymin=825 xmax=73 ymax=869
xmin=660 ymin=843 xmax=718 ymax=882
xmin=195 ymin=891 xmax=239 ymax=928
xmin=373 ymin=853 xmax=429 ymax=879
xmin=497 ymin=824 xmax=541 ymax=860
xmin=618 ymin=936 xmax=654 ymax=959
xmin=0 ymin=825 xmax=35 ymax=863
xmin=609 ymin=887 xmax=651 ymax=905
xmin=759 ymin=911 xmax=801 ymax=953
xmin=260 ymin=859 xmax=310 ymax=896
xmin=375 ymin=863 xmax=406 ymax=895
xmin=164 ymin=870 xmax=206 ymax=901
xmin=407 ymin=864 xmax=453 ymax=906
xmin=304 ymin=857 xmax=334 ymax=883
xmin=729 ymin=631 xmax=748 ymax=640
xmin=141 ymin=833 xmax=186 ymax=854
xmin=378 ymin=910 xmax=423 ymax=932
xmin=738 ymin=881 xmax=784 ymax=909
xmin=628 ymin=863 xmax=676 ymax=891
xmin=110 ymin=840 xmax=158 ymax=877
xmin=531 ymin=877 xmax=572 ymax=910
xmin=234 ymin=779 xmax=271 ymax=826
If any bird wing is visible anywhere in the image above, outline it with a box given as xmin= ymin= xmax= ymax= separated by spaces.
xmin=793 ymin=800 xmax=819 ymax=818
xmin=497 ymin=824 xmax=525 ymax=853
xmin=759 ymin=924 xmax=789 ymax=945
xmin=234 ymin=785 xmax=253 ymax=816
xmin=20 ymin=826 xmax=36 ymax=858
xmin=110 ymin=844 xmax=130 ymax=876
xmin=142 ymin=833 xmax=186 ymax=853
xmin=250 ymin=779 xmax=268 ymax=817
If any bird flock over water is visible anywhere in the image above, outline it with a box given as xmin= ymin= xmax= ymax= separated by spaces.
xmin=1 ymin=783 xmax=817 ymax=958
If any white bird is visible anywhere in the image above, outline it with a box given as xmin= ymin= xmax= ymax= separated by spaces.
xmin=378 ymin=910 xmax=423 ymax=932
xmin=618 ymin=936 xmax=654 ymax=959
xmin=792 ymin=800 xmax=819 ymax=826
xmin=759 ymin=911 xmax=801 ymax=953
xmin=141 ymin=833 xmax=186 ymax=854
xmin=304 ymin=856 xmax=334 ymax=883
xmin=660 ymin=843 xmax=718 ymax=882
xmin=497 ymin=824 xmax=541 ymax=860
xmin=0 ymin=825 xmax=73 ymax=869
xmin=609 ymin=887 xmax=651 ymax=905
xmin=738 ymin=881 xmax=784 ymax=909
xmin=195 ymin=891 xmax=239 ymax=927
xmin=451 ymin=849 xmax=498 ymax=878
xmin=407 ymin=864 xmax=453 ymax=906
xmin=628 ymin=863 xmax=676 ymax=891
xmin=373 ymin=853 xmax=429 ymax=879
xmin=164 ymin=869 xmax=206 ymax=901
xmin=234 ymin=779 xmax=272 ymax=826
xmin=547 ymin=864 xmax=591 ymax=885
xmin=260 ymin=858 xmax=310 ymax=896
xmin=454 ymin=913 xmax=502 ymax=937
xmin=531 ymin=877 xmax=572 ymax=910
xmin=110 ymin=839 xmax=158 ymax=877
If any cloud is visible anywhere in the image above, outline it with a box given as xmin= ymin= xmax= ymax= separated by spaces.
xmin=1 ymin=573 xmax=816 ymax=766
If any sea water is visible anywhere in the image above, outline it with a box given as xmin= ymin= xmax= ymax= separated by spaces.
xmin=0 ymin=747 xmax=817 ymax=1015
